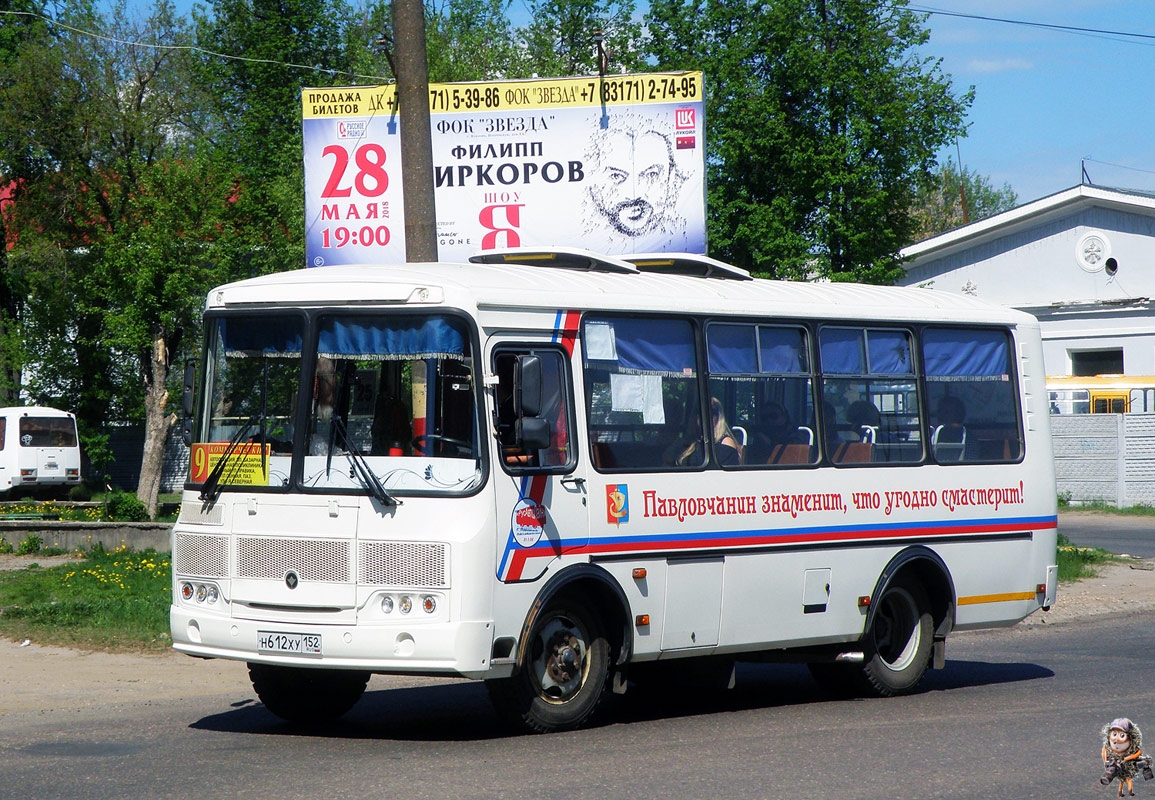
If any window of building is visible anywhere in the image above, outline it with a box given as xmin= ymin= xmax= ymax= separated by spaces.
xmin=1070 ymin=349 xmax=1123 ymax=376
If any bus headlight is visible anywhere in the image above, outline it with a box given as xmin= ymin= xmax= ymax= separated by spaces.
xmin=381 ymin=595 xmax=394 ymax=613
xmin=422 ymin=595 xmax=437 ymax=613
xmin=181 ymin=582 xmax=194 ymax=601
xmin=399 ymin=595 xmax=413 ymax=614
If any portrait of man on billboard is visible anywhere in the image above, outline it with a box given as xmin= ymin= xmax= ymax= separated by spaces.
xmin=582 ymin=113 xmax=694 ymax=252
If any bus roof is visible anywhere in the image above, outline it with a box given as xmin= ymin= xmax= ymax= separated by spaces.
xmin=207 ymin=258 xmax=1037 ymax=327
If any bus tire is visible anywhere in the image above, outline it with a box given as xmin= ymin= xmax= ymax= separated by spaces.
xmin=248 ymin=663 xmax=369 ymax=723
xmin=859 ymin=579 xmax=933 ymax=697
xmin=485 ymin=598 xmax=611 ymax=734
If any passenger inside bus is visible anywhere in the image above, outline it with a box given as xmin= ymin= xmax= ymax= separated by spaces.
xmin=667 ymin=397 xmax=742 ymax=466
xmin=930 ymin=395 xmax=967 ymax=462
xmin=748 ymin=401 xmax=809 ymax=464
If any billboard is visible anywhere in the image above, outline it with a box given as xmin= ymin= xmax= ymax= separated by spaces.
xmin=302 ymin=72 xmax=705 ymax=266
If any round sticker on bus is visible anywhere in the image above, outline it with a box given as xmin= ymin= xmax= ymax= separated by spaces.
xmin=511 ymin=499 xmax=547 ymax=547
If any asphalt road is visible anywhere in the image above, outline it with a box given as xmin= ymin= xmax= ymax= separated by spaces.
xmin=1 ymin=611 xmax=1150 ymax=800
xmin=1060 ymin=511 xmax=1155 ymax=557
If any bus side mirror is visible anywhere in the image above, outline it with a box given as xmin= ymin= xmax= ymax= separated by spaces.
xmin=181 ymin=359 xmax=196 ymax=447
xmin=513 ymin=355 xmax=542 ymax=417
xmin=516 ymin=416 xmax=551 ymax=451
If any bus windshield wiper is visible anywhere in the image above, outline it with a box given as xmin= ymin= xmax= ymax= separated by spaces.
xmin=199 ymin=414 xmax=258 ymax=503
xmin=330 ymin=415 xmax=400 ymax=507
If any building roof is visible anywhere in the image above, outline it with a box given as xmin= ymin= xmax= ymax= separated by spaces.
xmin=901 ymin=184 xmax=1155 ymax=265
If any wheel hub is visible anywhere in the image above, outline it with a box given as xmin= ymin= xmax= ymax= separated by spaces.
xmin=546 ymin=632 xmax=582 ymax=684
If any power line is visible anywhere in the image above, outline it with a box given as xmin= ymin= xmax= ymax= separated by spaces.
xmin=1084 ymin=158 xmax=1155 ymax=178
xmin=903 ymin=4 xmax=1155 ymax=44
xmin=0 ymin=9 xmax=392 ymax=83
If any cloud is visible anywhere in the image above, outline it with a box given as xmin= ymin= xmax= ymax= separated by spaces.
xmin=967 ymin=58 xmax=1034 ymax=73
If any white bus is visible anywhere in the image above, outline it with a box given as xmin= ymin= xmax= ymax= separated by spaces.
xmin=0 ymin=406 xmax=82 ymax=497
xmin=171 ymin=249 xmax=1058 ymax=733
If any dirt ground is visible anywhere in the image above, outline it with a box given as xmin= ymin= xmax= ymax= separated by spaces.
xmin=1 ymin=556 xmax=1154 ymax=717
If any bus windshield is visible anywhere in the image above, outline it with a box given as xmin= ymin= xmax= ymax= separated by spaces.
xmin=195 ymin=312 xmax=481 ymax=496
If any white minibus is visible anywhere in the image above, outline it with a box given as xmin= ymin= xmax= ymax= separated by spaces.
xmin=0 ymin=406 xmax=82 ymax=497
xmin=171 ymin=249 xmax=1058 ymax=732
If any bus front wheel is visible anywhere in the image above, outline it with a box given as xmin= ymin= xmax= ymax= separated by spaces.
xmin=485 ymin=598 xmax=611 ymax=733
xmin=248 ymin=663 xmax=369 ymax=723
xmin=859 ymin=579 xmax=933 ymax=697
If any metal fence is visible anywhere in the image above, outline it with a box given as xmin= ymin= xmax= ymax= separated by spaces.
xmin=1052 ymin=412 xmax=1155 ymax=507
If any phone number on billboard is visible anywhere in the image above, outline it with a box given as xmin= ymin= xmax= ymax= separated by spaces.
xmin=428 ymin=75 xmax=700 ymax=112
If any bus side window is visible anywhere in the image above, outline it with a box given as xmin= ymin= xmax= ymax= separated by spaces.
xmin=707 ymin=323 xmax=818 ymax=469
xmin=819 ymin=327 xmax=921 ymax=465
xmin=493 ymin=348 xmax=575 ymax=473
xmin=923 ymin=327 xmax=1022 ymax=463
xmin=582 ymin=316 xmax=702 ymax=471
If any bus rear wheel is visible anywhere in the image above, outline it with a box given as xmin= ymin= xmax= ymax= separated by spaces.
xmin=248 ymin=663 xmax=369 ymax=723
xmin=859 ymin=579 xmax=933 ymax=697
xmin=485 ymin=598 xmax=611 ymax=734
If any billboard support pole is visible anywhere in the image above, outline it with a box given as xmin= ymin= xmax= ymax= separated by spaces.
xmin=393 ymin=0 xmax=438 ymax=262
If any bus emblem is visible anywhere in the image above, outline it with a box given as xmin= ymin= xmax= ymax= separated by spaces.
xmin=512 ymin=499 xmax=547 ymax=547
xmin=606 ymin=484 xmax=629 ymax=526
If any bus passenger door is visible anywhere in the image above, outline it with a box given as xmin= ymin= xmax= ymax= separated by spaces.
xmin=492 ymin=342 xmax=589 ymax=583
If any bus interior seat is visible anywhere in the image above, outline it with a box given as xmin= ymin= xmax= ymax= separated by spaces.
xmin=931 ymin=424 xmax=966 ymax=462
xmin=833 ymin=441 xmax=874 ymax=464
xmin=767 ymin=443 xmax=811 ymax=465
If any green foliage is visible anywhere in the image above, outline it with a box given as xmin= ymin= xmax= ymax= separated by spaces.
xmin=0 ymin=537 xmax=13 ymax=554
xmin=1056 ymin=533 xmax=1117 ymax=583
xmin=104 ymin=492 xmax=150 ymax=522
xmin=1057 ymin=490 xmax=1072 ymax=509
xmin=520 ymin=0 xmax=645 ymax=77
xmin=68 ymin=483 xmax=94 ymax=502
xmin=15 ymin=534 xmax=41 ymax=555
xmin=0 ymin=548 xmax=172 ymax=649
xmin=910 ymin=158 xmax=1017 ymax=241
xmin=646 ymin=0 xmax=971 ymax=282
xmin=425 ymin=0 xmax=521 ymax=82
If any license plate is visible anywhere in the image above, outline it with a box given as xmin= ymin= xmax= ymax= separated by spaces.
xmin=257 ymin=631 xmax=321 ymax=655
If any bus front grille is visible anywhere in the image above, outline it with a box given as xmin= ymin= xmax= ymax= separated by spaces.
xmin=237 ymin=536 xmax=351 ymax=583
xmin=174 ymin=533 xmax=229 ymax=578
xmin=359 ymin=541 xmax=449 ymax=589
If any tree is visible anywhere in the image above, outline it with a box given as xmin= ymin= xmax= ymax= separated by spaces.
xmin=909 ymin=158 xmax=1017 ymax=241
xmin=0 ymin=0 xmax=52 ymax=404
xmin=424 ymin=0 xmax=521 ymax=82
xmin=646 ymin=0 xmax=972 ymax=283
xmin=521 ymin=0 xmax=646 ymax=77
xmin=0 ymin=0 xmax=235 ymax=515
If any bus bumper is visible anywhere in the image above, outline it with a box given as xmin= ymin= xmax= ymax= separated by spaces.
xmin=170 ymin=606 xmax=496 ymax=679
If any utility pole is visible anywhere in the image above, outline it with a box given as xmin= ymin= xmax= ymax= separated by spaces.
xmin=393 ymin=0 xmax=438 ymax=262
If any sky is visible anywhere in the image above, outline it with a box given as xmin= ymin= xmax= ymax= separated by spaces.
xmin=911 ymin=1 xmax=1155 ymax=203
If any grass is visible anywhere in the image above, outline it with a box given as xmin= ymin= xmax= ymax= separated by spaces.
xmin=1057 ymin=532 xmax=1123 ymax=582
xmin=0 ymin=545 xmax=171 ymax=650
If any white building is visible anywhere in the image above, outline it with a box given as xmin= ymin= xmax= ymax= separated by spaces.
xmin=900 ymin=184 xmax=1155 ymax=404
xmin=900 ymin=184 xmax=1155 ymax=505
